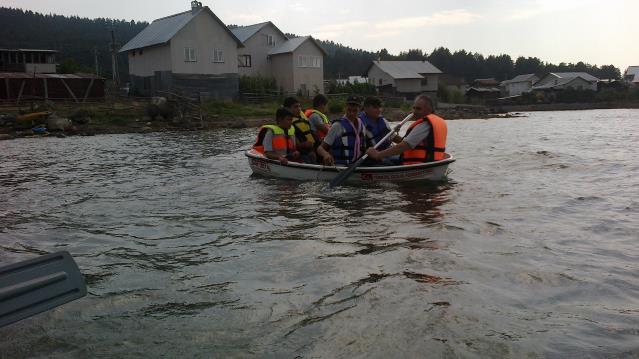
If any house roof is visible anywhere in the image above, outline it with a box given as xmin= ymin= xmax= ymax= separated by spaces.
xmin=532 ymin=76 xmax=591 ymax=90
xmin=625 ymin=66 xmax=639 ymax=82
xmin=230 ymin=21 xmax=287 ymax=43
xmin=501 ymin=74 xmax=538 ymax=85
xmin=0 ymin=49 xmax=58 ymax=53
xmin=466 ymin=87 xmax=501 ymax=93
xmin=368 ymin=61 xmax=442 ymax=79
xmin=120 ymin=7 xmax=242 ymax=53
xmin=268 ymin=36 xmax=327 ymax=56
xmin=544 ymin=72 xmax=599 ymax=82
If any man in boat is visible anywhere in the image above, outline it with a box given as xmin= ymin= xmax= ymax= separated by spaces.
xmin=283 ymin=97 xmax=317 ymax=163
xmin=304 ymin=94 xmax=331 ymax=142
xmin=360 ymin=96 xmax=402 ymax=164
xmin=253 ymin=108 xmax=300 ymax=165
xmin=317 ymin=96 xmax=370 ymax=166
xmin=366 ymin=94 xmax=447 ymax=164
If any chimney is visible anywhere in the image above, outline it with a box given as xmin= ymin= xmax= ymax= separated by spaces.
xmin=191 ymin=1 xmax=202 ymax=13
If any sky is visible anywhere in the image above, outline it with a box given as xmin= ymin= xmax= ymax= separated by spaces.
xmin=3 ymin=0 xmax=638 ymax=71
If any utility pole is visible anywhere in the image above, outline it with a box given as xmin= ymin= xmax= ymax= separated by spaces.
xmin=94 ymin=47 xmax=99 ymax=76
xmin=109 ymin=25 xmax=120 ymax=86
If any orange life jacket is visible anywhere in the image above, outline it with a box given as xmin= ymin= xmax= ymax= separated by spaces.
xmin=304 ymin=109 xmax=331 ymax=140
xmin=401 ymin=114 xmax=447 ymax=165
xmin=252 ymin=125 xmax=295 ymax=156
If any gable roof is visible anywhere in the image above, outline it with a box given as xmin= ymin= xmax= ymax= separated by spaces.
xmin=230 ymin=21 xmax=287 ymax=43
xmin=268 ymin=36 xmax=327 ymax=56
xmin=625 ymin=66 xmax=639 ymax=82
xmin=367 ymin=61 xmax=442 ymax=79
xmin=543 ymin=72 xmax=599 ymax=82
xmin=120 ymin=7 xmax=242 ymax=53
xmin=533 ymin=76 xmax=593 ymax=90
xmin=501 ymin=74 xmax=538 ymax=85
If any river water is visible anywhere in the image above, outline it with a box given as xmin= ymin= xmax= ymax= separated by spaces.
xmin=1 ymin=109 xmax=638 ymax=358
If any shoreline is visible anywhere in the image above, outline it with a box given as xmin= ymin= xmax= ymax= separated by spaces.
xmin=1 ymin=102 xmax=637 ymax=140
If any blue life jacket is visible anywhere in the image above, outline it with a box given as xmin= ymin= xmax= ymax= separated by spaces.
xmin=330 ymin=117 xmax=366 ymax=165
xmin=360 ymin=112 xmax=391 ymax=150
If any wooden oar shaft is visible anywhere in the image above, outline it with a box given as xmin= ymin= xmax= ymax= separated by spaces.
xmin=328 ymin=113 xmax=414 ymax=188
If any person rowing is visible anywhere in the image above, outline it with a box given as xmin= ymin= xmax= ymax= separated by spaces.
xmin=366 ymin=94 xmax=447 ymax=165
xmin=317 ymin=96 xmax=370 ymax=166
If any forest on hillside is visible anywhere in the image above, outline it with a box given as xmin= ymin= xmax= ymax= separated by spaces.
xmin=0 ymin=7 xmax=622 ymax=83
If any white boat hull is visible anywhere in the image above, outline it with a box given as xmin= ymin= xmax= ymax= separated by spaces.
xmin=245 ymin=149 xmax=455 ymax=184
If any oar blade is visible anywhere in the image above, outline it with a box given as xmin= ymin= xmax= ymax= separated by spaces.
xmin=328 ymin=155 xmax=367 ymax=188
xmin=0 ymin=251 xmax=87 ymax=328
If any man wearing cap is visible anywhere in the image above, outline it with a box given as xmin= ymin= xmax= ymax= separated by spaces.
xmin=317 ymin=96 xmax=370 ymax=166
xmin=366 ymin=94 xmax=447 ymax=165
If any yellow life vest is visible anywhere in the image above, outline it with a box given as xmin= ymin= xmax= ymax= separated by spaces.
xmin=292 ymin=111 xmax=316 ymax=144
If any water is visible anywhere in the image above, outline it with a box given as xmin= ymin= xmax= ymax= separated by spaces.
xmin=1 ymin=109 xmax=638 ymax=358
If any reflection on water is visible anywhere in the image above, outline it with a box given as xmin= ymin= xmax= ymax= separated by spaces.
xmin=1 ymin=109 xmax=639 ymax=357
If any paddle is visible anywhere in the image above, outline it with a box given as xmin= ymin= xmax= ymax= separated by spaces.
xmin=328 ymin=113 xmax=414 ymax=188
xmin=0 ymin=251 xmax=87 ymax=328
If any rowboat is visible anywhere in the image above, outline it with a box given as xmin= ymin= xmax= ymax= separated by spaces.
xmin=245 ymin=149 xmax=455 ymax=184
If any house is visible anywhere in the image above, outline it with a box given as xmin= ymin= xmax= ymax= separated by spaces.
xmin=472 ymin=78 xmax=500 ymax=88
xmin=0 ymin=48 xmax=104 ymax=102
xmin=532 ymin=72 xmax=599 ymax=92
xmin=438 ymin=74 xmax=468 ymax=94
xmin=335 ymin=76 xmax=368 ymax=86
xmin=500 ymin=74 xmax=539 ymax=96
xmin=0 ymin=49 xmax=57 ymax=73
xmin=366 ymin=60 xmax=442 ymax=97
xmin=231 ymin=23 xmax=326 ymax=95
xmin=465 ymin=87 xmax=501 ymax=103
xmin=267 ymin=36 xmax=326 ymax=96
xmin=231 ymin=22 xmax=287 ymax=78
xmin=624 ymin=66 xmax=639 ymax=86
xmin=119 ymin=1 xmax=244 ymax=99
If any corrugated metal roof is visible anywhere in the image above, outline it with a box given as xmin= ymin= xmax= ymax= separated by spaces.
xmin=370 ymin=61 xmax=442 ymax=79
xmin=268 ymin=36 xmax=327 ymax=56
xmin=550 ymin=72 xmax=599 ymax=82
xmin=0 ymin=72 xmax=104 ymax=79
xmin=231 ymin=22 xmax=269 ymax=43
xmin=0 ymin=49 xmax=58 ymax=53
xmin=532 ymin=76 xmax=592 ymax=90
xmin=625 ymin=66 xmax=639 ymax=82
xmin=501 ymin=74 xmax=538 ymax=84
xmin=120 ymin=7 xmax=242 ymax=52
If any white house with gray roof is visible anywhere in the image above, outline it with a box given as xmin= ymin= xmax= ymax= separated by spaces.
xmin=501 ymin=74 xmax=539 ymax=96
xmin=231 ymin=22 xmax=287 ymax=78
xmin=231 ymin=22 xmax=326 ymax=95
xmin=532 ymin=72 xmax=599 ymax=92
xmin=624 ymin=66 xmax=639 ymax=86
xmin=119 ymin=1 xmax=243 ymax=99
xmin=366 ymin=60 xmax=442 ymax=97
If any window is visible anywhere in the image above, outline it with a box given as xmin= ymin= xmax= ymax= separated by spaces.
xmin=238 ymin=55 xmax=251 ymax=67
xmin=212 ymin=49 xmax=224 ymax=63
xmin=267 ymin=35 xmax=275 ymax=47
xmin=139 ymin=49 xmax=143 ymax=55
xmin=184 ymin=47 xmax=197 ymax=62
xmin=130 ymin=50 xmax=135 ymax=57
xmin=421 ymin=77 xmax=428 ymax=86
xmin=378 ymin=79 xmax=383 ymax=85
xmin=297 ymin=55 xmax=321 ymax=68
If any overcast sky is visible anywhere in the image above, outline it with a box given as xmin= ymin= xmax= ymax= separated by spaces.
xmin=4 ymin=0 xmax=637 ymax=71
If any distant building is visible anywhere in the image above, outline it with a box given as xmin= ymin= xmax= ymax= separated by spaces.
xmin=624 ymin=66 xmax=639 ymax=86
xmin=230 ymin=22 xmax=327 ymax=95
xmin=0 ymin=49 xmax=57 ymax=74
xmin=335 ymin=76 xmax=368 ymax=86
xmin=500 ymin=74 xmax=539 ymax=96
xmin=438 ymin=74 xmax=468 ymax=94
xmin=465 ymin=78 xmax=501 ymax=102
xmin=366 ymin=60 xmax=442 ymax=97
xmin=231 ymin=21 xmax=287 ymax=78
xmin=532 ymin=72 xmax=599 ymax=92
xmin=119 ymin=2 xmax=244 ymax=99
